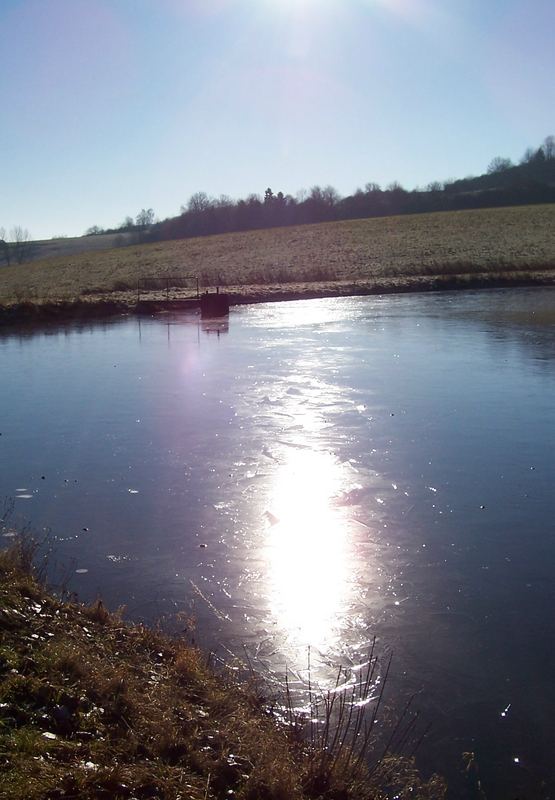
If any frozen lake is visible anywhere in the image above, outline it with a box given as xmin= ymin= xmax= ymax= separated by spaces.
xmin=1 ymin=288 xmax=554 ymax=797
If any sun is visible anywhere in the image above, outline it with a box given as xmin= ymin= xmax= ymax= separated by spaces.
xmin=256 ymin=0 xmax=340 ymax=26
xmin=261 ymin=0 xmax=327 ymax=12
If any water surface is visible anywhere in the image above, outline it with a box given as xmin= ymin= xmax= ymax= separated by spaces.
xmin=1 ymin=288 xmax=554 ymax=797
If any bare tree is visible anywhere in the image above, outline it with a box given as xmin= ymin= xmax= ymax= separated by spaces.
xmin=520 ymin=147 xmax=535 ymax=164
xmin=321 ymin=185 xmax=341 ymax=206
xmin=187 ymin=193 xmax=212 ymax=215
xmin=0 ymin=226 xmax=10 ymax=266
xmin=309 ymin=185 xmax=340 ymax=206
xmin=135 ymin=208 xmax=155 ymax=229
xmin=10 ymin=226 xmax=33 ymax=264
xmin=487 ymin=156 xmax=513 ymax=174
xmin=119 ymin=216 xmax=134 ymax=231
xmin=543 ymin=135 xmax=555 ymax=160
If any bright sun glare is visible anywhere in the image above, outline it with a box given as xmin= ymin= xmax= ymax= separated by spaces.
xmin=262 ymin=0 xmax=328 ymax=13
xmin=265 ymin=449 xmax=350 ymax=650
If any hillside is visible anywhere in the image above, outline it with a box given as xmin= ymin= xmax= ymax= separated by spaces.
xmin=25 ymin=232 xmax=136 ymax=264
xmin=446 ymin=155 xmax=555 ymax=194
xmin=4 ymin=141 xmax=554 ymax=271
xmin=0 ymin=205 xmax=554 ymax=311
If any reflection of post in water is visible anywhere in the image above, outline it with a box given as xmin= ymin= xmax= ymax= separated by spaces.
xmin=199 ymin=286 xmax=230 ymax=338
xmin=200 ymin=318 xmax=229 ymax=339
xmin=137 ymin=317 xmax=191 ymax=348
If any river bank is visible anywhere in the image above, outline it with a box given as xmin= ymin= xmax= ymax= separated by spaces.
xmin=1 ymin=204 xmax=555 ymax=322
xmin=0 ymin=538 xmax=446 ymax=799
xmin=1 ymin=268 xmax=554 ymax=328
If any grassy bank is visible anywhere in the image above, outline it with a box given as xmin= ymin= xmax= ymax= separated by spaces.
xmin=1 ymin=206 xmax=554 ymax=316
xmin=0 ymin=539 xmax=446 ymax=800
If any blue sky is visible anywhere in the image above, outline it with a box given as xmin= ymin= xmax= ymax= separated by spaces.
xmin=1 ymin=0 xmax=554 ymax=240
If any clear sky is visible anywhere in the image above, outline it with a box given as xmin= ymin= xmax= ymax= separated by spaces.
xmin=1 ymin=0 xmax=554 ymax=240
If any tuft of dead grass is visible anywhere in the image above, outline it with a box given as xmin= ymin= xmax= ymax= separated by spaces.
xmin=0 ymin=537 xmax=447 ymax=799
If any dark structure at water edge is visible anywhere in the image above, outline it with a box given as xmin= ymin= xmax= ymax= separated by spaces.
xmin=200 ymin=288 xmax=230 ymax=317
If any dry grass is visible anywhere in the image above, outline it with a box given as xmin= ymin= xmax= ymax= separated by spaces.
xmin=27 ymin=232 xmax=134 ymax=264
xmin=0 ymin=537 xmax=446 ymax=800
xmin=1 ymin=205 xmax=554 ymax=307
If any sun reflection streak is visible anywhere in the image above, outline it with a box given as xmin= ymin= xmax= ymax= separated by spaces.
xmin=265 ymin=448 xmax=351 ymax=651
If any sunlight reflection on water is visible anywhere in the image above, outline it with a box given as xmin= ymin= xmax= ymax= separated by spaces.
xmin=265 ymin=448 xmax=351 ymax=653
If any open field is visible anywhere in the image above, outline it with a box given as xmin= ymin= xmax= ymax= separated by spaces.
xmin=1 ymin=205 xmax=554 ymax=310
xmin=25 ymin=231 xmax=135 ymax=263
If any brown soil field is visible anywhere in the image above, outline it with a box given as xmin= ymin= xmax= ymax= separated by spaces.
xmin=1 ymin=205 xmax=554 ymax=308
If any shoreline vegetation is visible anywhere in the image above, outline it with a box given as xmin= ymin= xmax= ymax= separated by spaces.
xmin=0 ymin=538 xmax=447 ymax=799
xmin=1 ymin=206 xmax=554 ymax=326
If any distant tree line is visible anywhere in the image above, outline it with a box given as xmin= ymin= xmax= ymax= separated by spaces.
xmin=152 ymin=134 xmax=555 ymax=244
xmin=2 ymin=136 xmax=554 ymax=266
xmin=85 ymin=208 xmax=156 ymax=243
xmin=78 ymin=134 xmax=555 ymax=245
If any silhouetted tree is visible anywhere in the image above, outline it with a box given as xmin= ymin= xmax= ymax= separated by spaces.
xmin=135 ymin=208 xmax=155 ymax=229
xmin=187 ymin=192 xmax=212 ymax=215
xmin=299 ymin=185 xmax=340 ymax=222
xmin=543 ymin=135 xmax=555 ymax=159
xmin=520 ymin=147 xmax=535 ymax=164
xmin=119 ymin=216 xmax=134 ymax=231
xmin=244 ymin=193 xmax=263 ymax=228
xmin=10 ymin=226 xmax=33 ymax=264
xmin=487 ymin=156 xmax=513 ymax=174
xmin=0 ymin=227 xmax=10 ymax=266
